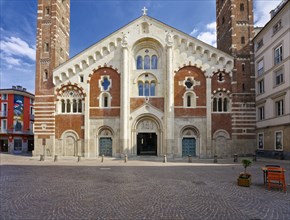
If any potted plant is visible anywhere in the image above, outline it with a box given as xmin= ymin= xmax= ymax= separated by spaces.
xmin=237 ymin=159 xmax=252 ymax=187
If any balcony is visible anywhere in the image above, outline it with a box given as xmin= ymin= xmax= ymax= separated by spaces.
xmin=0 ymin=128 xmax=33 ymax=135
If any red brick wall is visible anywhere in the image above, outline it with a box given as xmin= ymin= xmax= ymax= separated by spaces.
xmin=89 ymin=67 xmax=120 ymax=117
xmin=131 ymin=98 xmax=164 ymax=112
xmin=55 ymin=115 xmax=84 ymax=139
xmin=174 ymin=66 xmax=206 ymax=116
xmin=212 ymin=114 xmax=232 ymax=137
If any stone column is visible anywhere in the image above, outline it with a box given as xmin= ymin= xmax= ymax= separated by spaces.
xmin=121 ymin=44 xmax=130 ymax=156
xmin=165 ymin=44 xmax=174 ymax=157
xmin=84 ymin=84 xmax=90 ymax=157
xmin=206 ymin=76 xmax=212 ymax=158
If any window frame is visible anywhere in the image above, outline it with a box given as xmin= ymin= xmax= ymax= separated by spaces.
xmin=257 ymin=133 xmax=264 ymax=150
xmin=273 ymin=20 xmax=282 ymax=35
xmin=257 ymin=59 xmax=264 ymax=76
xmin=256 ymin=39 xmax=263 ymax=51
xmin=212 ymin=94 xmax=230 ymax=113
xmin=274 ymin=68 xmax=284 ymax=86
xmin=275 ymin=131 xmax=283 ymax=151
xmin=274 ymin=45 xmax=282 ymax=65
xmin=257 ymin=79 xmax=264 ymax=94
xmin=257 ymin=106 xmax=265 ymax=121
xmin=275 ymin=99 xmax=284 ymax=117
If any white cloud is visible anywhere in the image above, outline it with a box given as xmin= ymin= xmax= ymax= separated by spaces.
xmin=0 ymin=36 xmax=36 ymax=61
xmin=190 ymin=28 xmax=198 ymax=36
xmin=2 ymin=56 xmax=21 ymax=65
xmin=254 ymin=0 xmax=282 ymax=27
xmin=190 ymin=21 xmax=217 ymax=47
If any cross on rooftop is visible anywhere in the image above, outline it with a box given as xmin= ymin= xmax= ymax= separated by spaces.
xmin=142 ymin=7 xmax=148 ymax=16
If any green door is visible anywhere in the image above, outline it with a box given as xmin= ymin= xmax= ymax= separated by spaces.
xmin=182 ymin=138 xmax=196 ymax=157
xmin=99 ymin=137 xmax=112 ymax=156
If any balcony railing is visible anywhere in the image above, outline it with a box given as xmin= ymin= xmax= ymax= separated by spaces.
xmin=0 ymin=111 xmax=7 ymax=117
xmin=0 ymin=128 xmax=34 ymax=135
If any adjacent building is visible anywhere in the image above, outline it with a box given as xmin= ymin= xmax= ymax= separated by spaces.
xmin=0 ymin=86 xmax=34 ymax=153
xmin=254 ymin=0 xmax=290 ymax=159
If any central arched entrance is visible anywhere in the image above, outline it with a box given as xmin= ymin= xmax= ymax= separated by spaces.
xmin=137 ymin=133 xmax=157 ymax=156
xmin=133 ymin=115 xmax=163 ymax=156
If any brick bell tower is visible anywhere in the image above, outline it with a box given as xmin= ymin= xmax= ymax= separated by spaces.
xmin=216 ymin=0 xmax=256 ymax=152
xmin=34 ymin=0 xmax=70 ymax=155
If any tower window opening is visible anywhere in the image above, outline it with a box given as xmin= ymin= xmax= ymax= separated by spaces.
xmin=44 ymin=69 xmax=48 ymax=80
xmin=240 ymin=3 xmax=244 ymax=11
xmin=241 ymin=36 xmax=245 ymax=44
xmin=44 ymin=43 xmax=49 ymax=52
xmin=45 ymin=7 xmax=50 ymax=15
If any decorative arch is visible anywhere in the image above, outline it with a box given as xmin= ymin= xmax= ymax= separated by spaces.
xmin=96 ymin=126 xmax=114 ymax=157
xmin=213 ymin=129 xmax=231 ymax=158
xmin=60 ymin=130 xmax=80 ymax=156
xmin=56 ymin=82 xmax=86 ymax=114
xmin=135 ymin=73 xmax=157 ymax=97
xmin=132 ymin=37 xmax=164 ymax=71
xmin=183 ymin=91 xmax=197 ymax=108
xmin=180 ymin=125 xmax=200 ymax=138
xmin=180 ymin=126 xmax=200 ymax=157
xmin=132 ymin=114 xmax=163 ymax=156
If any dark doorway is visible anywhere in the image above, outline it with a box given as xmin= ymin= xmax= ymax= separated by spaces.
xmin=137 ymin=133 xmax=157 ymax=156
xmin=28 ymin=140 xmax=34 ymax=152
xmin=0 ymin=140 xmax=8 ymax=152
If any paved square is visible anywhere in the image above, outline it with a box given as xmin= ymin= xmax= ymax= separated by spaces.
xmin=0 ymin=154 xmax=289 ymax=220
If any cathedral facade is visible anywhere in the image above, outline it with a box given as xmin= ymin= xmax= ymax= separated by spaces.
xmin=33 ymin=0 xmax=256 ymax=158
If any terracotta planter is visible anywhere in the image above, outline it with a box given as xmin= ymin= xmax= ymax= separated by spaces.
xmin=237 ymin=173 xmax=251 ymax=187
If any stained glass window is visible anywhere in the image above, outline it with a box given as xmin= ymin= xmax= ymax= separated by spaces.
xmin=144 ymin=55 xmax=150 ymax=69
xmin=145 ymin=82 xmax=150 ymax=96
xmin=102 ymin=77 xmax=110 ymax=91
xmin=151 ymin=55 xmax=158 ymax=69
xmin=150 ymin=82 xmax=155 ymax=96
xmin=138 ymin=82 xmax=144 ymax=96
xmin=137 ymin=56 xmax=143 ymax=69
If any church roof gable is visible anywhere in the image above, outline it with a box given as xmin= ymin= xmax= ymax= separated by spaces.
xmin=53 ymin=14 xmax=233 ymax=86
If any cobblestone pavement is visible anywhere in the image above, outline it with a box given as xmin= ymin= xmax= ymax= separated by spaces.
xmin=0 ymin=154 xmax=290 ymax=220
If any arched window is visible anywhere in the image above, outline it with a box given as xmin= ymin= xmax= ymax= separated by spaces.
xmin=241 ymin=36 xmax=245 ymax=44
xmin=45 ymin=7 xmax=50 ymax=15
xmin=66 ymin=99 xmax=71 ymax=113
xmin=144 ymin=55 xmax=150 ymax=69
xmin=213 ymin=98 xmax=217 ymax=112
xmin=151 ymin=55 xmax=158 ymax=69
xmin=137 ymin=56 xmax=143 ymax=69
xmin=150 ymin=82 xmax=155 ymax=96
xmin=73 ymin=100 xmax=77 ymax=113
xmin=58 ymin=87 xmax=84 ymax=114
xmin=218 ymin=98 xmax=223 ymax=112
xmin=223 ymin=98 xmax=228 ymax=112
xmin=144 ymin=82 xmax=150 ymax=96
xmin=212 ymin=93 xmax=230 ymax=113
xmin=187 ymin=95 xmax=191 ymax=107
xmin=44 ymin=43 xmax=49 ymax=52
xmin=183 ymin=92 xmax=196 ymax=108
xmin=104 ymin=96 xmax=108 ymax=107
xmin=138 ymin=81 xmax=144 ymax=96
xmin=61 ymin=100 xmax=65 ymax=113
xmin=99 ymin=93 xmax=111 ymax=108
xmin=78 ymin=100 xmax=82 ymax=112
xmin=44 ymin=69 xmax=48 ymax=80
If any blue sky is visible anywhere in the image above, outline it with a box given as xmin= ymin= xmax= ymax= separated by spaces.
xmin=0 ymin=0 xmax=282 ymax=93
